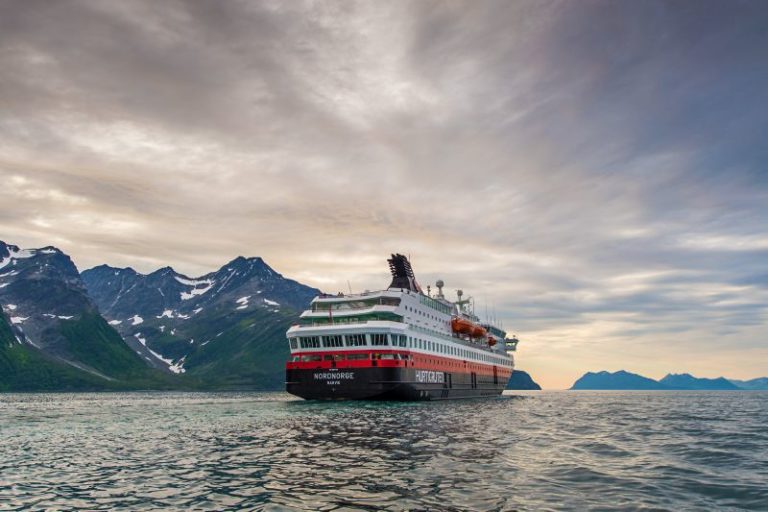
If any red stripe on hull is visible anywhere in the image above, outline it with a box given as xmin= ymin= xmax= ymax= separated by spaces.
xmin=286 ymin=349 xmax=512 ymax=380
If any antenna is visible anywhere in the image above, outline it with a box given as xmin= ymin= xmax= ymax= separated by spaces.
xmin=347 ymin=280 xmax=352 ymax=294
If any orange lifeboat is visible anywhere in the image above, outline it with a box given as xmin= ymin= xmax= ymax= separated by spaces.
xmin=488 ymin=337 xmax=497 ymax=347
xmin=451 ymin=317 xmax=474 ymax=335
xmin=471 ymin=325 xmax=487 ymax=338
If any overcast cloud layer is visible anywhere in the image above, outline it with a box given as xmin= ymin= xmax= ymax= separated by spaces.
xmin=1 ymin=0 xmax=766 ymax=387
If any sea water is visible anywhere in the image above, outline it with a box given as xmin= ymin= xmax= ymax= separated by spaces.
xmin=0 ymin=391 xmax=766 ymax=511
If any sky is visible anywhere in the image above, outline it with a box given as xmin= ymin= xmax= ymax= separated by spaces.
xmin=1 ymin=0 xmax=766 ymax=388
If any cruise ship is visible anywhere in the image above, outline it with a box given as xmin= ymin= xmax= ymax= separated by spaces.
xmin=285 ymin=254 xmax=519 ymax=400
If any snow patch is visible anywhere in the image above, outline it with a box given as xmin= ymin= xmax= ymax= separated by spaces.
xmin=0 ymin=247 xmax=36 ymax=270
xmin=264 ymin=299 xmax=280 ymax=307
xmin=236 ymin=296 xmax=250 ymax=310
xmin=0 ymin=283 xmax=9 ymax=289
xmin=180 ymin=280 xmax=214 ymax=300
xmin=169 ymin=356 xmax=186 ymax=374
xmin=156 ymin=310 xmax=174 ymax=319
xmin=6 ymin=304 xmax=17 ymax=311
xmin=174 ymin=275 xmax=207 ymax=286
xmin=108 ymin=320 xmax=122 ymax=325
xmin=40 ymin=249 xmax=57 ymax=254
xmin=130 ymin=315 xmax=144 ymax=325
xmin=11 ymin=316 xmax=28 ymax=324
xmin=134 ymin=333 xmax=181 ymax=373
xmin=42 ymin=313 xmax=74 ymax=320
xmin=188 ymin=338 xmax=195 ymax=344
xmin=192 ymin=307 xmax=203 ymax=315
xmin=159 ymin=325 xmax=166 ymax=332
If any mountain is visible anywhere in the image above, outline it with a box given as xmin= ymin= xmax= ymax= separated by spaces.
xmin=729 ymin=377 xmax=768 ymax=390
xmin=81 ymin=255 xmax=320 ymax=388
xmin=505 ymin=369 xmax=541 ymax=390
xmin=659 ymin=373 xmax=740 ymax=390
xmin=569 ymin=370 xmax=759 ymax=390
xmin=0 ymin=241 xmax=175 ymax=390
xmin=570 ymin=370 xmax=668 ymax=390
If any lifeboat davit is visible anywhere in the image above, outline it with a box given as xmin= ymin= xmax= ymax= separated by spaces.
xmin=451 ymin=317 xmax=474 ymax=335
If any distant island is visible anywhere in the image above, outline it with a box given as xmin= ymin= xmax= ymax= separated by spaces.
xmin=570 ymin=370 xmax=768 ymax=390
xmin=506 ymin=369 xmax=541 ymax=390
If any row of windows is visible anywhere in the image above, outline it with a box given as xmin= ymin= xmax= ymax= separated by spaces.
xmin=290 ymin=333 xmax=408 ymax=350
xmin=291 ymin=352 xmax=407 ymax=362
xmin=418 ymin=295 xmax=453 ymax=315
xmin=404 ymin=305 xmax=446 ymax=323
xmin=311 ymin=297 xmax=401 ymax=311
xmin=301 ymin=312 xmax=404 ymax=326
xmin=289 ymin=333 xmax=510 ymax=367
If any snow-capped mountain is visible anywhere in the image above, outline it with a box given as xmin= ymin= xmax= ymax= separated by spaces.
xmin=81 ymin=254 xmax=320 ymax=386
xmin=0 ymin=241 xmax=171 ymax=389
xmin=82 ymin=255 xmax=316 ymax=320
xmin=1 ymin=239 xmax=320 ymax=389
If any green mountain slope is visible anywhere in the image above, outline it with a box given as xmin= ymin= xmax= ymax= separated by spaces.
xmin=0 ymin=313 xmax=114 ymax=391
xmin=125 ymin=304 xmax=295 ymax=389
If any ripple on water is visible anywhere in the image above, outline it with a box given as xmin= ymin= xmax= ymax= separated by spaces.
xmin=0 ymin=391 xmax=767 ymax=511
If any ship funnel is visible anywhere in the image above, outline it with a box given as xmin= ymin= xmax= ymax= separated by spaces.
xmin=387 ymin=254 xmax=423 ymax=293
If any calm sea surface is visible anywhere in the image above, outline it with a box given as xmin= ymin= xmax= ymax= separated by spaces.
xmin=1 ymin=391 xmax=766 ymax=511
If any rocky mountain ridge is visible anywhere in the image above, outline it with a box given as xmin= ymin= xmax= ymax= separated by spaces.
xmin=570 ymin=370 xmax=765 ymax=390
xmin=0 ymin=241 xmax=173 ymax=389
xmin=505 ymin=369 xmax=541 ymax=390
xmin=1 ymin=239 xmax=320 ymax=390
xmin=81 ymin=255 xmax=319 ymax=384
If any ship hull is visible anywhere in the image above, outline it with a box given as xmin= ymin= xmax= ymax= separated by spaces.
xmin=286 ymin=366 xmax=509 ymax=401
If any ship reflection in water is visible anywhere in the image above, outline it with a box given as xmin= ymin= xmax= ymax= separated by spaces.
xmin=1 ymin=391 xmax=766 ymax=510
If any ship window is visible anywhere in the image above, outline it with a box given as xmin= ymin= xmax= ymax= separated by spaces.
xmin=300 ymin=336 xmax=320 ymax=348
xmin=301 ymin=354 xmax=322 ymax=362
xmin=322 ymin=335 xmax=344 ymax=348
xmin=347 ymin=353 xmax=367 ymax=360
xmin=398 ymin=335 xmax=407 ymax=347
xmin=380 ymin=353 xmax=396 ymax=360
xmin=371 ymin=333 xmax=388 ymax=346
xmin=289 ymin=338 xmax=298 ymax=349
xmin=345 ymin=334 xmax=367 ymax=347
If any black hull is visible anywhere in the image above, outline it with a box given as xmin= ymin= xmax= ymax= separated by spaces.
xmin=286 ymin=366 xmax=507 ymax=401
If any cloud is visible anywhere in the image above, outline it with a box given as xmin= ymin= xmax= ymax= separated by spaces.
xmin=1 ymin=0 xmax=766 ymax=387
